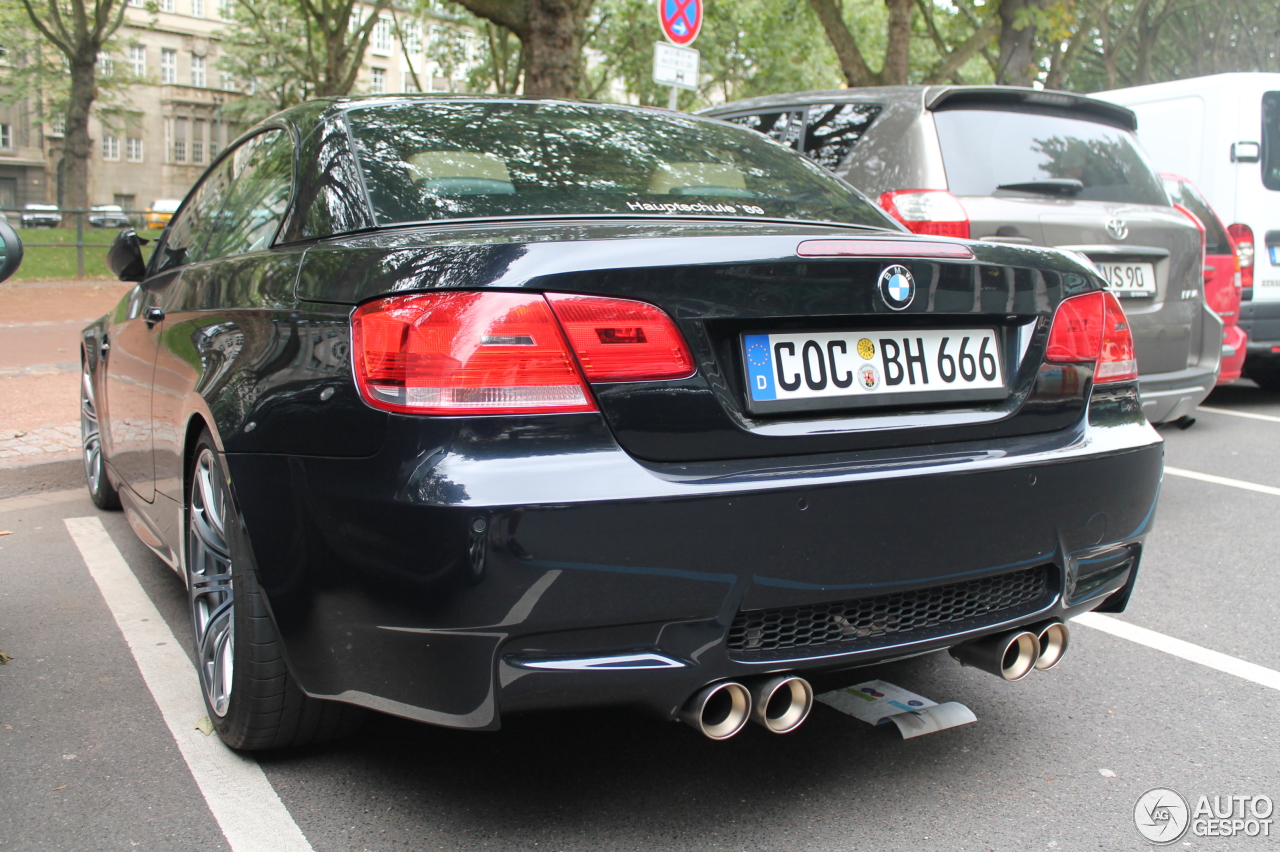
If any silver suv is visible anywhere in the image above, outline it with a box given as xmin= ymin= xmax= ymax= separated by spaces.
xmin=703 ymin=86 xmax=1221 ymax=424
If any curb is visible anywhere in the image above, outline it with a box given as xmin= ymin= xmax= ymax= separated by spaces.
xmin=0 ymin=455 xmax=84 ymax=500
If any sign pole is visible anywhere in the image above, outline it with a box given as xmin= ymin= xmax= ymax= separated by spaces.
xmin=655 ymin=0 xmax=702 ymax=111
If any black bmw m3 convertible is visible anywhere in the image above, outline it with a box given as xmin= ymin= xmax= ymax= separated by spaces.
xmin=83 ymin=97 xmax=1162 ymax=749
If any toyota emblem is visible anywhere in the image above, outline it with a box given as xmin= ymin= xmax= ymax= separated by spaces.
xmin=1105 ymin=217 xmax=1129 ymax=240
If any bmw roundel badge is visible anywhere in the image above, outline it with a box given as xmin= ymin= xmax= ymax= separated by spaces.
xmin=878 ymin=265 xmax=915 ymax=311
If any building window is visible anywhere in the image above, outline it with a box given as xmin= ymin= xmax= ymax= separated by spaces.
xmin=209 ymin=122 xmax=219 ymax=158
xmin=403 ymin=75 xmax=419 ymax=94
xmin=129 ymin=45 xmax=145 ymax=76
xmin=161 ymin=48 xmax=177 ymax=84
xmin=169 ymin=117 xmax=188 ymax=163
xmin=218 ymin=0 xmax=232 ymax=19
xmin=126 ymin=137 xmax=144 ymax=162
xmin=114 ymin=194 xmax=136 ymax=211
xmin=191 ymin=55 xmax=206 ymax=87
xmin=128 ymin=0 xmax=143 ymax=6
xmin=51 ymin=115 xmax=65 ymax=135
xmin=220 ymin=71 xmax=235 ymax=91
xmin=0 ymin=124 xmax=10 ymax=148
xmin=192 ymin=120 xmax=205 ymax=164
xmin=98 ymin=53 xmax=114 ymax=77
xmin=160 ymin=0 xmax=174 ymax=11
xmin=191 ymin=0 xmax=204 ymax=16
xmin=402 ymin=19 xmax=422 ymax=53
xmin=102 ymin=135 xmax=120 ymax=160
xmin=370 ymin=67 xmax=386 ymax=94
xmin=348 ymin=8 xmax=362 ymax=34
xmin=372 ymin=15 xmax=392 ymax=54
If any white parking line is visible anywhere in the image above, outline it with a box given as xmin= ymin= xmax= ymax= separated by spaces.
xmin=63 ymin=517 xmax=313 ymax=852
xmin=1074 ymin=612 xmax=1280 ymax=692
xmin=1197 ymin=405 xmax=1280 ymax=424
xmin=1164 ymin=466 xmax=1280 ymax=497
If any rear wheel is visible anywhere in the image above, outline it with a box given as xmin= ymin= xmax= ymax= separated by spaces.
xmin=81 ymin=361 xmax=120 ymax=510
xmin=187 ymin=431 xmax=364 ymax=750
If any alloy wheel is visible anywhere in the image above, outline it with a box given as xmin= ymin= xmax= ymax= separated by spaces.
xmin=188 ymin=449 xmax=235 ymax=717
xmin=80 ymin=368 xmax=104 ymax=494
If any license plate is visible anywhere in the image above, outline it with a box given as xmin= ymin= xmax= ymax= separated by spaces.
xmin=1096 ymin=261 xmax=1156 ymax=296
xmin=744 ymin=329 xmax=1003 ymax=410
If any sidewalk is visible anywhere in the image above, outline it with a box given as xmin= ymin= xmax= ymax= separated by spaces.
xmin=0 ymin=278 xmax=133 ymax=497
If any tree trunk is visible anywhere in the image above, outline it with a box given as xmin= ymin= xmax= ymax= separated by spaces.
xmin=522 ymin=0 xmax=592 ymax=97
xmin=881 ymin=0 xmax=913 ymax=85
xmin=995 ymin=0 xmax=1041 ymax=86
xmin=62 ymin=51 xmax=96 ymax=222
xmin=807 ymin=0 xmax=879 ymax=87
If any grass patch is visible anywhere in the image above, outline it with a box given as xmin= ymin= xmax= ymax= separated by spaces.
xmin=13 ymin=227 xmax=164 ymax=280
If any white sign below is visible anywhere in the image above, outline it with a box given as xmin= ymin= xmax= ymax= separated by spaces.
xmin=653 ymin=42 xmax=699 ymax=90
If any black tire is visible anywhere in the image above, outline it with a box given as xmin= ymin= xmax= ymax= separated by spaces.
xmin=186 ymin=430 xmax=364 ymax=750
xmin=81 ymin=360 xmax=121 ymax=510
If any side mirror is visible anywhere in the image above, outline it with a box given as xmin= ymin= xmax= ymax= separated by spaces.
xmin=107 ymin=228 xmax=150 ymax=281
xmin=0 ymin=218 xmax=24 ymax=284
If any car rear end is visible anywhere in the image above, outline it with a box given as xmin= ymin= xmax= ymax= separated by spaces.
xmin=1163 ymin=174 xmax=1245 ymax=383
xmin=223 ymin=101 xmax=1164 ymax=733
xmin=894 ymin=89 xmax=1220 ymax=423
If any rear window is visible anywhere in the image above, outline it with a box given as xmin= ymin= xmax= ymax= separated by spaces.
xmin=933 ymin=109 xmax=1168 ymax=205
xmin=1163 ymin=178 xmax=1230 ymax=255
xmin=725 ymin=103 xmax=881 ymax=172
xmin=345 ymin=101 xmax=894 ymax=229
xmin=1263 ymin=92 xmax=1280 ymax=191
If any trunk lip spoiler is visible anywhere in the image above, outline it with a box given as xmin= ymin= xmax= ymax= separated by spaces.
xmin=797 ymin=238 xmax=975 ymax=259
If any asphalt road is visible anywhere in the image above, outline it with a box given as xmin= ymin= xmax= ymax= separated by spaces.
xmin=2 ymin=386 xmax=1278 ymax=852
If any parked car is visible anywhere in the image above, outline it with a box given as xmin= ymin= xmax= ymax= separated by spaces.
xmin=145 ymin=198 xmax=181 ymax=229
xmin=703 ymin=86 xmax=1222 ymax=423
xmin=88 ymin=204 xmax=132 ymax=228
xmin=21 ymin=203 xmax=62 ymax=228
xmin=1100 ymin=73 xmax=1280 ymax=389
xmin=1162 ymin=174 xmax=1246 ymax=384
xmin=85 ymin=97 xmax=1160 ymax=750
xmin=0 ymin=217 xmax=24 ymax=279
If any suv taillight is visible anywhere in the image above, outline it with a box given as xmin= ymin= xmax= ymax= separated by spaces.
xmin=1228 ymin=223 xmax=1254 ymax=296
xmin=1045 ymin=290 xmax=1138 ymax=384
xmin=878 ymin=190 xmax=970 ymax=239
xmin=351 ymin=291 xmax=692 ymax=415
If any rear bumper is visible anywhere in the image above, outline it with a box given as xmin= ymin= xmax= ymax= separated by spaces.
xmin=1137 ymin=365 xmax=1217 ymax=422
xmin=1240 ymin=299 xmax=1280 ymax=347
xmin=226 ymin=389 xmax=1162 ymax=730
xmin=1220 ymin=323 xmax=1247 ymax=384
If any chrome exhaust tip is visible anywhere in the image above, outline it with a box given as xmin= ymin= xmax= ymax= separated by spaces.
xmin=749 ymin=676 xmax=814 ymax=734
xmin=679 ymin=681 xmax=752 ymax=740
xmin=949 ymin=629 xmax=1040 ymax=681
xmin=1034 ymin=621 xmax=1070 ymax=670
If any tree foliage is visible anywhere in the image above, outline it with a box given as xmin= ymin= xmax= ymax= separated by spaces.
xmin=5 ymin=0 xmax=130 ymax=213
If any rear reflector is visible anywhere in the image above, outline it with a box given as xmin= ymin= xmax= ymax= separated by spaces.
xmin=878 ymin=190 xmax=971 ymax=239
xmin=545 ymin=293 xmax=694 ymax=382
xmin=1045 ymin=290 xmax=1138 ymax=384
xmin=797 ymin=239 xmax=974 ymax=259
xmin=352 ymin=291 xmax=595 ymax=415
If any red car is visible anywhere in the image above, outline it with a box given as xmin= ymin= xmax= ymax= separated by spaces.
xmin=1163 ymin=174 xmax=1245 ymax=385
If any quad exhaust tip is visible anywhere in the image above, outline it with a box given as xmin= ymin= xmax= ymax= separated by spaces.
xmin=680 ymin=681 xmax=752 ymax=740
xmin=749 ymin=676 xmax=814 ymax=734
xmin=1034 ymin=621 xmax=1070 ymax=670
xmin=950 ymin=629 xmax=1040 ymax=681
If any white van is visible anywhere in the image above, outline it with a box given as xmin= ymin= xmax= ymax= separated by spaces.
xmin=1100 ymin=73 xmax=1280 ymax=388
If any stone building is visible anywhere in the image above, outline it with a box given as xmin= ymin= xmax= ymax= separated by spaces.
xmin=0 ymin=0 xmax=478 ymax=214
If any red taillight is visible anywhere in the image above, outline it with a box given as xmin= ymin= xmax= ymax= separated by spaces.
xmin=878 ymin=190 xmax=970 ymax=239
xmin=1228 ymin=223 xmax=1254 ymax=290
xmin=351 ymin=291 xmax=595 ymax=415
xmin=1045 ymin=291 xmax=1138 ymax=384
xmin=545 ymin=294 xmax=694 ymax=382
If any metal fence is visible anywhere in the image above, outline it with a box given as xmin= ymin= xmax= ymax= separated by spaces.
xmin=1 ymin=207 xmax=161 ymax=277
